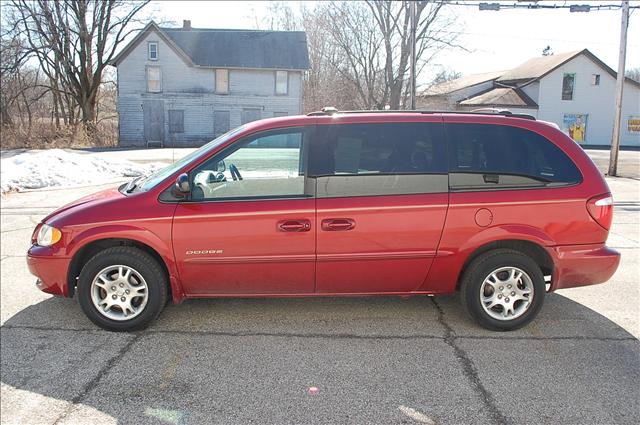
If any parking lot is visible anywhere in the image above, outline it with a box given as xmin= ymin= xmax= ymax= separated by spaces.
xmin=1 ymin=149 xmax=639 ymax=425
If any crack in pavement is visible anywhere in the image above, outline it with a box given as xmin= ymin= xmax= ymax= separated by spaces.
xmin=0 ymin=226 xmax=34 ymax=234
xmin=1 ymin=324 xmax=636 ymax=342
xmin=52 ymin=331 xmax=144 ymax=425
xmin=431 ymin=298 xmax=510 ymax=425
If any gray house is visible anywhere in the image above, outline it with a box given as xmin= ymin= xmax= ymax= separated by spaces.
xmin=111 ymin=20 xmax=310 ymax=147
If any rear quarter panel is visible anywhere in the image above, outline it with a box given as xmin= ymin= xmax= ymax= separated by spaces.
xmin=421 ymin=115 xmax=611 ymax=294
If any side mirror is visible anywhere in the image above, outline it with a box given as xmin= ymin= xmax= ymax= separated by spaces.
xmin=217 ymin=159 xmax=226 ymax=173
xmin=175 ymin=173 xmax=190 ymax=194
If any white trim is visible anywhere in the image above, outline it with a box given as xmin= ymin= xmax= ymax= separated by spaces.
xmin=148 ymin=41 xmax=158 ymax=61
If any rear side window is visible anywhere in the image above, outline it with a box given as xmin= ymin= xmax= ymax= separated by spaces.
xmin=309 ymin=122 xmax=448 ymax=197
xmin=446 ymin=123 xmax=581 ymax=190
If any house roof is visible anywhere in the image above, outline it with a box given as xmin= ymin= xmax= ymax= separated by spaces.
xmin=421 ymin=70 xmax=504 ymax=95
xmin=496 ymin=50 xmax=583 ymax=82
xmin=459 ymin=87 xmax=538 ymax=109
xmin=161 ymin=28 xmax=309 ymax=70
xmin=497 ymin=48 xmax=640 ymax=88
xmin=418 ymin=48 xmax=640 ymax=99
xmin=110 ymin=22 xmax=310 ymax=70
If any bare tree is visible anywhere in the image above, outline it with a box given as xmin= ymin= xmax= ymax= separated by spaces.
xmin=303 ymin=1 xmax=462 ymax=110
xmin=431 ymin=68 xmax=462 ymax=85
xmin=8 ymin=0 xmax=149 ymax=131
xmin=626 ymin=67 xmax=640 ymax=83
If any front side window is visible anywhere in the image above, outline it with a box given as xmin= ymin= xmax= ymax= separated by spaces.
xmin=147 ymin=66 xmax=161 ymax=92
xmin=275 ymin=71 xmax=288 ymax=95
xmin=190 ymin=127 xmax=309 ymax=201
xmin=446 ymin=123 xmax=582 ymax=190
xmin=592 ymin=74 xmax=600 ymax=85
xmin=138 ymin=125 xmax=246 ymax=192
xmin=562 ymin=73 xmax=575 ymax=100
xmin=215 ymin=69 xmax=229 ymax=94
xmin=309 ymin=122 xmax=448 ymax=197
xmin=148 ymin=42 xmax=158 ymax=60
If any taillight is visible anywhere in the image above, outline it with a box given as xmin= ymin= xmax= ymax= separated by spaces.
xmin=587 ymin=193 xmax=613 ymax=230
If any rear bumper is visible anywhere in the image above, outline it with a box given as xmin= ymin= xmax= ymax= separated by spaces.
xmin=549 ymin=244 xmax=620 ymax=291
xmin=27 ymin=250 xmax=71 ymax=297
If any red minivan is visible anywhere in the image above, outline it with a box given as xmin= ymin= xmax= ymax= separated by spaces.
xmin=27 ymin=110 xmax=620 ymax=331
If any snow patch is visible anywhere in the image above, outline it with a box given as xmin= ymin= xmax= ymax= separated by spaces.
xmin=1 ymin=149 xmax=163 ymax=193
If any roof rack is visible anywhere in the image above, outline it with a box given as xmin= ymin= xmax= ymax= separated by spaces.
xmin=306 ymin=107 xmax=536 ymax=121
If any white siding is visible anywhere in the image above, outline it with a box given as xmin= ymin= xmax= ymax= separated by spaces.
xmin=536 ymin=54 xmax=640 ymax=147
xmin=116 ymin=28 xmax=304 ymax=146
xmin=521 ymin=81 xmax=539 ymax=104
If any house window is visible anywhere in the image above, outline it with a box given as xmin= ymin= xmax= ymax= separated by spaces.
xmin=216 ymin=69 xmax=229 ymax=94
xmin=148 ymin=42 xmax=158 ymax=60
xmin=592 ymin=74 xmax=600 ymax=86
xmin=168 ymin=110 xmax=184 ymax=133
xmin=147 ymin=66 xmax=161 ymax=92
xmin=275 ymin=71 xmax=288 ymax=95
xmin=214 ymin=110 xmax=230 ymax=136
xmin=242 ymin=108 xmax=261 ymax=124
xmin=562 ymin=73 xmax=575 ymax=100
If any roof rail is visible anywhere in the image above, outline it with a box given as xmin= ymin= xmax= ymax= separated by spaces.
xmin=306 ymin=107 xmax=536 ymax=121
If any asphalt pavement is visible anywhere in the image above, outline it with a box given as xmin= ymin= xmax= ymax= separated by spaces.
xmin=1 ymin=150 xmax=638 ymax=425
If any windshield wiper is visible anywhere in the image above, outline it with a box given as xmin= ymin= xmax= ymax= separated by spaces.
xmin=124 ymin=176 xmax=143 ymax=193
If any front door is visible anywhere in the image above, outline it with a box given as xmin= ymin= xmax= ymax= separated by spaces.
xmin=173 ymin=126 xmax=316 ymax=295
xmin=143 ymin=100 xmax=164 ymax=143
xmin=310 ymin=120 xmax=449 ymax=293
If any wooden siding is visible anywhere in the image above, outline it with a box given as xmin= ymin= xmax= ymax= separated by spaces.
xmin=116 ymin=28 xmax=304 ymax=147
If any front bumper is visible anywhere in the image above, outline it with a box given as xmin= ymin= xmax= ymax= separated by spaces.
xmin=27 ymin=249 xmax=71 ymax=297
xmin=549 ymin=243 xmax=620 ymax=291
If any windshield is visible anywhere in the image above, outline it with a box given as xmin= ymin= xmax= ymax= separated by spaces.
xmin=135 ymin=126 xmax=246 ymax=192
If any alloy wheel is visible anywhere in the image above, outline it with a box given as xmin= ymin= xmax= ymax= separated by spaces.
xmin=90 ymin=265 xmax=149 ymax=321
xmin=480 ymin=266 xmax=534 ymax=321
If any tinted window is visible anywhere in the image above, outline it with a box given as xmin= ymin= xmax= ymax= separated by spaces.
xmin=309 ymin=122 xmax=447 ymax=176
xmin=309 ymin=123 xmax=448 ymax=198
xmin=446 ymin=123 xmax=581 ymax=189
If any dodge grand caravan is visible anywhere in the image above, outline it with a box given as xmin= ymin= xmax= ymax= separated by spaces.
xmin=27 ymin=110 xmax=620 ymax=331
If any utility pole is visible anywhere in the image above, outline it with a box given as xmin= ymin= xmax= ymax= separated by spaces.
xmin=608 ymin=0 xmax=629 ymax=177
xmin=409 ymin=0 xmax=417 ymax=110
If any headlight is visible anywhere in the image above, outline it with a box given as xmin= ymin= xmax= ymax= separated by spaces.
xmin=36 ymin=224 xmax=62 ymax=246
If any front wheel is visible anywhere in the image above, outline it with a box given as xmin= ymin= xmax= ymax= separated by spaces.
xmin=77 ymin=246 xmax=168 ymax=331
xmin=460 ymin=249 xmax=545 ymax=331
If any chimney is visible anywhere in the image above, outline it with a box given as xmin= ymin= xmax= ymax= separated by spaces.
xmin=183 ymin=20 xmax=191 ymax=30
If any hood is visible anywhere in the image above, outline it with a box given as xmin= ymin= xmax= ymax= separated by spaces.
xmin=42 ymin=187 xmax=126 ymax=225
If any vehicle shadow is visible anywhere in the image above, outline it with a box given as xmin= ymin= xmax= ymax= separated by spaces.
xmin=1 ymin=294 xmax=638 ymax=424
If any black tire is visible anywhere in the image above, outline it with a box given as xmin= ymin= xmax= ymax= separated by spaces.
xmin=77 ymin=246 xmax=168 ymax=332
xmin=459 ymin=248 xmax=545 ymax=331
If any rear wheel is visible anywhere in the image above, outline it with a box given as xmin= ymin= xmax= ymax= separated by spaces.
xmin=77 ymin=246 xmax=167 ymax=331
xmin=460 ymin=249 xmax=545 ymax=331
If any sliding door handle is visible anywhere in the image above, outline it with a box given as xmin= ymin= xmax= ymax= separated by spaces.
xmin=321 ymin=218 xmax=356 ymax=231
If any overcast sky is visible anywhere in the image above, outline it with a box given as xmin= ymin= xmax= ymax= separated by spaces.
xmin=150 ymin=0 xmax=640 ymax=85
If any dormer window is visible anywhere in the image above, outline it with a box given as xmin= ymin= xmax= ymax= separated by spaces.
xmin=148 ymin=42 xmax=158 ymax=61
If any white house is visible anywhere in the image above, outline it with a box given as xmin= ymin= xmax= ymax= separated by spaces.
xmin=110 ymin=21 xmax=309 ymax=147
xmin=419 ymin=49 xmax=640 ymax=147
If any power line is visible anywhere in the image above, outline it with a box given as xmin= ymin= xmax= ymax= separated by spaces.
xmin=441 ymin=1 xmax=640 ymax=11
